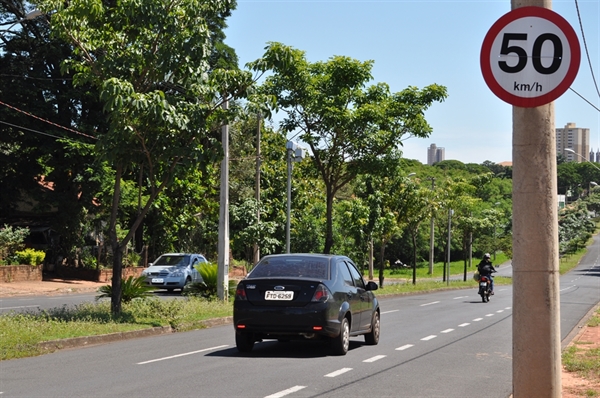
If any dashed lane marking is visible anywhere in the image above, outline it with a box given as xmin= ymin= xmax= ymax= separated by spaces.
xmin=363 ymin=355 xmax=386 ymax=363
xmin=325 ymin=368 xmax=353 ymax=377
xmin=441 ymin=329 xmax=454 ymax=333
xmin=264 ymin=386 xmax=306 ymax=398
xmin=420 ymin=301 xmax=440 ymax=307
xmin=396 ymin=344 xmax=414 ymax=351
xmin=421 ymin=335 xmax=437 ymax=341
xmin=458 ymin=323 xmax=470 ymax=327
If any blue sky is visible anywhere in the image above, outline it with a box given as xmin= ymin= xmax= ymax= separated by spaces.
xmin=224 ymin=0 xmax=600 ymax=165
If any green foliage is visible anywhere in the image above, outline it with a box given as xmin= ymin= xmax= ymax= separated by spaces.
xmin=251 ymin=42 xmax=447 ymax=253
xmin=0 ymin=225 xmax=29 ymax=260
xmin=96 ymin=276 xmax=155 ymax=303
xmin=183 ymin=262 xmax=236 ymax=298
xmin=14 ymin=248 xmax=46 ymax=266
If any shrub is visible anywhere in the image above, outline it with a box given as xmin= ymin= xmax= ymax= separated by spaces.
xmin=14 ymin=248 xmax=45 ymax=266
xmin=96 ymin=275 xmax=155 ymax=303
xmin=183 ymin=262 xmax=236 ymax=298
xmin=0 ymin=225 xmax=28 ymax=261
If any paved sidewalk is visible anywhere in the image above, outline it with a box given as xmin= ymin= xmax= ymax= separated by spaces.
xmin=0 ymin=277 xmax=105 ymax=297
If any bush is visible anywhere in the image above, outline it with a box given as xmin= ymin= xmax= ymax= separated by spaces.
xmin=0 ymin=225 xmax=28 ymax=261
xmin=96 ymin=276 xmax=155 ymax=303
xmin=183 ymin=262 xmax=236 ymax=299
xmin=14 ymin=248 xmax=45 ymax=266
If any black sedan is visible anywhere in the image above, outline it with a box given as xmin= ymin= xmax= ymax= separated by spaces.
xmin=233 ymin=253 xmax=380 ymax=355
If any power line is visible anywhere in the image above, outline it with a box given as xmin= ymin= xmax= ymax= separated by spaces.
xmin=0 ymin=99 xmax=96 ymax=140
xmin=0 ymin=119 xmax=83 ymax=142
xmin=574 ymin=0 xmax=600 ymax=100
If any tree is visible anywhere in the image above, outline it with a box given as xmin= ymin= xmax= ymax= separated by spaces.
xmin=39 ymin=0 xmax=254 ymax=314
xmin=250 ymin=43 xmax=447 ymax=253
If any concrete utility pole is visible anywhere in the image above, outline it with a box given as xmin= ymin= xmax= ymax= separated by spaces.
xmin=253 ymin=113 xmax=261 ymax=265
xmin=217 ymin=100 xmax=230 ymax=301
xmin=511 ymin=2 xmax=561 ymax=397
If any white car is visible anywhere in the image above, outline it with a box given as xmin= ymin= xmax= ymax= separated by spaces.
xmin=142 ymin=253 xmax=207 ymax=292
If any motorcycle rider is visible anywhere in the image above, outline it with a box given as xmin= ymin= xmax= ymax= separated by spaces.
xmin=477 ymin=253 xmax=497 ymax=294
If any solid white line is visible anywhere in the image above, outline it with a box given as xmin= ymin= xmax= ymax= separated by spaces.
xmin=441 ymin=329 xmax=454 ymax=333
xmin=381 ymin=310 xmax=399 ymax=314
xmin=325 ymin=368 xmax=353 ymax=377
xmin=264 ymin=386 xmax=306 ymax=398
xmin=458 ymin=323 xmax=470 ymax=327
xmin=420 ymin=301 xmax=440 ymax=307
xmin=137 ymin=345 xmax=228 ymax=364
xmin=363 ymin=355 xmax=386 ymax=363
xmin=396 ymin=344 xmax=414 ymax=351
xmin=473 ymin=318 xmax=483 ymax=322
xmin=0 ymin=305 xmax=39 ymax=310
xmin=421 ymin=335 xmax=437 ymax=341
xmin=485 ymin=314 xmax=494 ymax=317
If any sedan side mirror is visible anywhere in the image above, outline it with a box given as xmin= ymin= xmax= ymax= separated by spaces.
xmin=366 ymin=281 xmax=378 ymax=291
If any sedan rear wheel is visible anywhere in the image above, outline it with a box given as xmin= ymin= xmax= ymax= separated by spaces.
xmin=331 ymin=317 xmax=350 ymax=355
xmin=235 ymin=331 xmax=255 ymax=352
xmin=364 ymin=311 xmax=380 ymax=345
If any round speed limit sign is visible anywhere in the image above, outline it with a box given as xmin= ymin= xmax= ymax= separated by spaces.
xmin=480 ymin=6 xmax=580 ymax=107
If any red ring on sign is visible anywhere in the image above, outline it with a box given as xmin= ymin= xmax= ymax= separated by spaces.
xmin=480 ymin=6 xmax=580 ymax=107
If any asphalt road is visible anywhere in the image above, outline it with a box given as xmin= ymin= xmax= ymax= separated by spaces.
xmin=0 ymin=246 xmax=597 ymax=398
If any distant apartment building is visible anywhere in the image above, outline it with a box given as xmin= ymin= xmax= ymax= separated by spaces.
xmin=427 ymin=143 xmax=445 ymax=165
xmin=556 ymin=122 xmax=590 ymax=162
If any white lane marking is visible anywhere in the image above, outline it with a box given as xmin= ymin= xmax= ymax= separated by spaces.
xmin=453 ymin=296 xmax=468 ymax=299
xmin=485 ymin=314 xmax=494 ymax=317
xmin=325 ymin=368 xmax=353 ymax=378
xmin=0 ymin=305 xmax=39 ymax=310
xmin=441 ymin=329 xmax=454 ymax=333
xmin=505 ymin=307 xmax=511 ymax=310
xmin=458 ymin=323 xmax=470 ymax=327
xmin=560 ymin=286 xmax=576 ymax=292
xmin=363 ymin=355 xmax=386 ymax=363
xmin=265 ymin=386 xmax=306 ymax=398
xmin=396 ymin=344 xmax=414 ymax=351
xmin=137 ymin=345 xmax=228 ymax=364
xmin=421 ymin=335 xmax=437 ymax=341
xmin=381 ymin=310 xmax=399 ymax=314
xmin=473 ymin=318 xmax=483 ymax=322
xmin=496 ymin=310 xmax=504 ymax=313
xmin=420 ymin=301 xmax=440 ymax=307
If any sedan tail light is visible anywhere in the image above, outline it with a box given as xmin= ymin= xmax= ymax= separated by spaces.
xmin=311 ymin=284 xmax=331 ymax=302
xmin=235 ymin=285 xmax=247 ymax=301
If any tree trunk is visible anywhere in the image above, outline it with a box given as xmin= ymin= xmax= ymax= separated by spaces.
xmin=378 ymin=238 xmax=386 ymax=287
xmin=324 ymin=186 xmax=334 ymax=254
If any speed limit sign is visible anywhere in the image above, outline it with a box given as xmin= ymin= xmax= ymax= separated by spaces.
xmin=480 ymin=6 xmax=580 ymax=107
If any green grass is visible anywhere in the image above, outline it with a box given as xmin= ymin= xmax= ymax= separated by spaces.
xmin=0 ymin=297 xmax=233 ymax=360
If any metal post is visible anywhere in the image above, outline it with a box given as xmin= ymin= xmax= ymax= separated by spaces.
xmin=217 ymin=100 xmax=229 ymax=301
xmin=446 ymin=209 xmax=452 ymax=286
xmin=428 ymin=177 xmax=435 ymax=275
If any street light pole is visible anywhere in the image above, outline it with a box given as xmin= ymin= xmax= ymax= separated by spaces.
xmin=565 ymin=148 xmax=600 ymax=172
xmin=285 ymin=141 xmax=306 ymax=253
xmin=427 ymin=177 xmax=436 ymax=275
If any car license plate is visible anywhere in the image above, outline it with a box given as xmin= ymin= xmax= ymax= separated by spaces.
xmin=265 ymin=291 xmax=293 ymax=301
xmin=152 ymin=278 xmax=164 ymax=284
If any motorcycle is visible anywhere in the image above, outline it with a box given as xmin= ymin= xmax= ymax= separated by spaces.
xmin=478 ymin=275 xmax=493 ymax=302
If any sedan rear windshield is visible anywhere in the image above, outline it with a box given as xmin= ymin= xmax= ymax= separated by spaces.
xmin=249 ymin=258 xmax=329 ymax=279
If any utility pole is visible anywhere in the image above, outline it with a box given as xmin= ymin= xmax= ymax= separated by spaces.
xmin=511 ymin=1 xmax=561 ymax=396
xmin=253 ymin=113 xmax=261 ymax=265
xmin=217 ymin=100 xmax=229 ymax=301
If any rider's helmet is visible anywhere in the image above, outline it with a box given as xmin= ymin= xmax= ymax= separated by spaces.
xmin=483 ymin=253 xmax=491 ymax=259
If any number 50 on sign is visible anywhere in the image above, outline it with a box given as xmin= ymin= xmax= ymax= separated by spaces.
xmin=480 ymin=6 xmax=580 ymax=108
